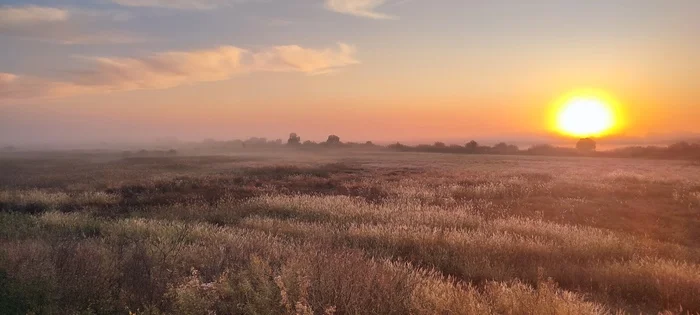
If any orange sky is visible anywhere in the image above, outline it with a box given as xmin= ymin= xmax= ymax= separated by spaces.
xmin=1 ymin=1 xmax=699 ymax=145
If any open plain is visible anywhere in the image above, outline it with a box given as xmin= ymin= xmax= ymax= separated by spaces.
xmin=1 ymin=150 xmax=699 ymax=314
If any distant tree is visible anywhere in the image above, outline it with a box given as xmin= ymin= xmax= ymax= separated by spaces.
xmin=232 ymin=139 xmax=244 ymax=147
xmin=465 ymin=140 xmax=479 ymax=152
xmin=388 ymin=142 xmax=406 ymax=150
xmin=251 ymin=137 xmax=267 ymax=145
xmin=303 ymin=140 xmax=317 ymax=146
xmin=365 ymin=141 xmax=375 ymax=146
xmin=287 ymin=133 xmax=301 ymax=145
xmin=527 ymin=144 xmax=558 ymax=155
xmin=666 ymin=141 xmax=700 ymax=158
xmin=326 ymin=135 xmax=341 ymax=145
xmin=491 ymin=142 xmax=519 ymax=154
xmin=493 ymin=142 xmax=508 ymax=150
xmin=669 ymin=141 xmax=691 ymax=152
xmin=576 ymin=138 xmax=597 ymax=152
xmin=167 ymin=149 xmax=178 ymax=156
xmin=223 ymin=139 xmax=244 ymax=149
xmin=434 ymin=142 xmax=446 ymax=148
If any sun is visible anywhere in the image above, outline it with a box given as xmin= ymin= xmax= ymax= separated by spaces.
xmin=557 ymin=97 xmax=613 ymax=137
xmin=551 ymin=90 xmax=621 ymax=138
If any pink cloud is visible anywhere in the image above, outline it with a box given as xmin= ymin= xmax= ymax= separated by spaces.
xmin=0 ymin=5 xmax=140 ymax=44
xmin=252 ymin=43 xmax=359 ymax=75
xmin=324 ymin=0 xmax=396 ymax=20
xmin=0 ymin=43 xmax=359 ymax=100
xmin=73 ymin=46 xmax=247 ymax=91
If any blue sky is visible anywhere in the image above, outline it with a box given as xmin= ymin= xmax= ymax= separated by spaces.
xmin=1 ymin=0 xmax=699 ymax=145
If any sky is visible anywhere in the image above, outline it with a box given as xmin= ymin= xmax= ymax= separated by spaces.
xmin=1 ymin=0 xmax=699 ymax=146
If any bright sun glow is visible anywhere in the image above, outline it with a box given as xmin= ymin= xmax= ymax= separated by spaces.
xmin=551 ymin=90 xmax=621 ymax=138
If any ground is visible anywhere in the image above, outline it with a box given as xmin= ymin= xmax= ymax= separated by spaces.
xmin=1 ymin=150 xmax=699 ymax=314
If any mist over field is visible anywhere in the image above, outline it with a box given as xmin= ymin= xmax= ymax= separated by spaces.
xmin=3 ymin=0 xmax=700 ymax=314
xmin=1 ymin=149 xmax=700 ymax=314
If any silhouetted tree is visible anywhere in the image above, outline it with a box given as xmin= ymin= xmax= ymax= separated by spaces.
xmin=669 ymin=141 xmax=692 ymax=152
xmin=287 ymin=133 xmax=301 ymax=145
xmin=527 ymin=144 xmax=578 ymax=156
xmin=576 ymin=138 xmax=597 ymax=152
xmin=465 ymin=140 xmax=479 ymax=152
xmin=388 ymin=142 xmax=406 ymax=150
xmin=365 ymin=141 xmax=374 ymax=146
xmin=434 ymin=142 xmax=446 ymax=148
xmin=492 ymin=142 xmax=519 ymax=154
xmin=244 ymin=137 xmax=268 ymax=147
xmin=326 ymin=135 xmax=341 ymax=145
xmin=493 ymin=142 xmax=508 ymax=150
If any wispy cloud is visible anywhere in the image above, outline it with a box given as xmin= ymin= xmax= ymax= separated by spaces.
xmin=252 ymin=43 xmax=359 ymax=75
xmin=0 ymin=5 xmax=141 ymax=44
xmin=0 ymin=43 xmax=359 ymax=100
xmin=0 ymin=73 xmax=25 ymax=98
xmin=113 ymin=0 xmax=398 ymax=19
xmin=324 ymin=0 xmax=396 ymax=20
xmin=72 ymin=46 xmax=247 ymax=91
xmin=111 ymin=0 xmax=252 ymax=10
xmin=0 ymin=72 xmax=66 ymax=99
xmin=0 ymin=5 xmax=69 ymax=25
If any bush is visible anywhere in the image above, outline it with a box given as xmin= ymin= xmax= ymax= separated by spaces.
xmin=576 ymin=138 xmax=597 ymax=152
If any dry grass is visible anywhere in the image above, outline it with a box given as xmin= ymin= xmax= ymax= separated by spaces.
xmin=1 ymin=150 xmax=700 ymax=314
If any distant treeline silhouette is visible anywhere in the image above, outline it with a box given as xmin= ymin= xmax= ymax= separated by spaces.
xmin=168 ymin=133 xmax=700 ymax=160
xmin=391 ymin=141 xmax=700 ymax=159
xmin=122 ymin=149 xmax=179 ymax=157
xmin=391 ymin=138 xmax=700 ymax=160
xmin=15 ymin=134 xmax=692 ymax=161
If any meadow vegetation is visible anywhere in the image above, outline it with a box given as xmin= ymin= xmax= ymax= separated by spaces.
xmin=1 ymin=150 xmax=699 ymax=314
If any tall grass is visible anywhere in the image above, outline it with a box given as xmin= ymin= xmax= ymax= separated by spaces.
xmin=2 ymin=151 xmax=700 ymax=314
xmin=1 ymin=212 xmax=613 ymax=315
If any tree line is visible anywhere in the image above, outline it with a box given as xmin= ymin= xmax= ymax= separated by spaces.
xmin=283 ymin=133 xmax=700 ymax=160
xmin=22 ymin=133 xmax=692 ymax=161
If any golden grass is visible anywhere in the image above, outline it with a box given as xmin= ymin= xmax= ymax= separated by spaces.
xmin=1 ymin=151 xmax=700 ymax=314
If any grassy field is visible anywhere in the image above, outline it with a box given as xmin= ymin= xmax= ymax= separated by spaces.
xmin=1 ymin=150 xmax=699 ymax=314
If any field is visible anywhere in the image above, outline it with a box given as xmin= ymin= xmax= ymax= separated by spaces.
xmin=1 ymin=150 xmax=700 ymax=314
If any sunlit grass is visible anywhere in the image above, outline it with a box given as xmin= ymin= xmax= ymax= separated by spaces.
xmin=1 ymin=151 xmax=699 ymax=314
